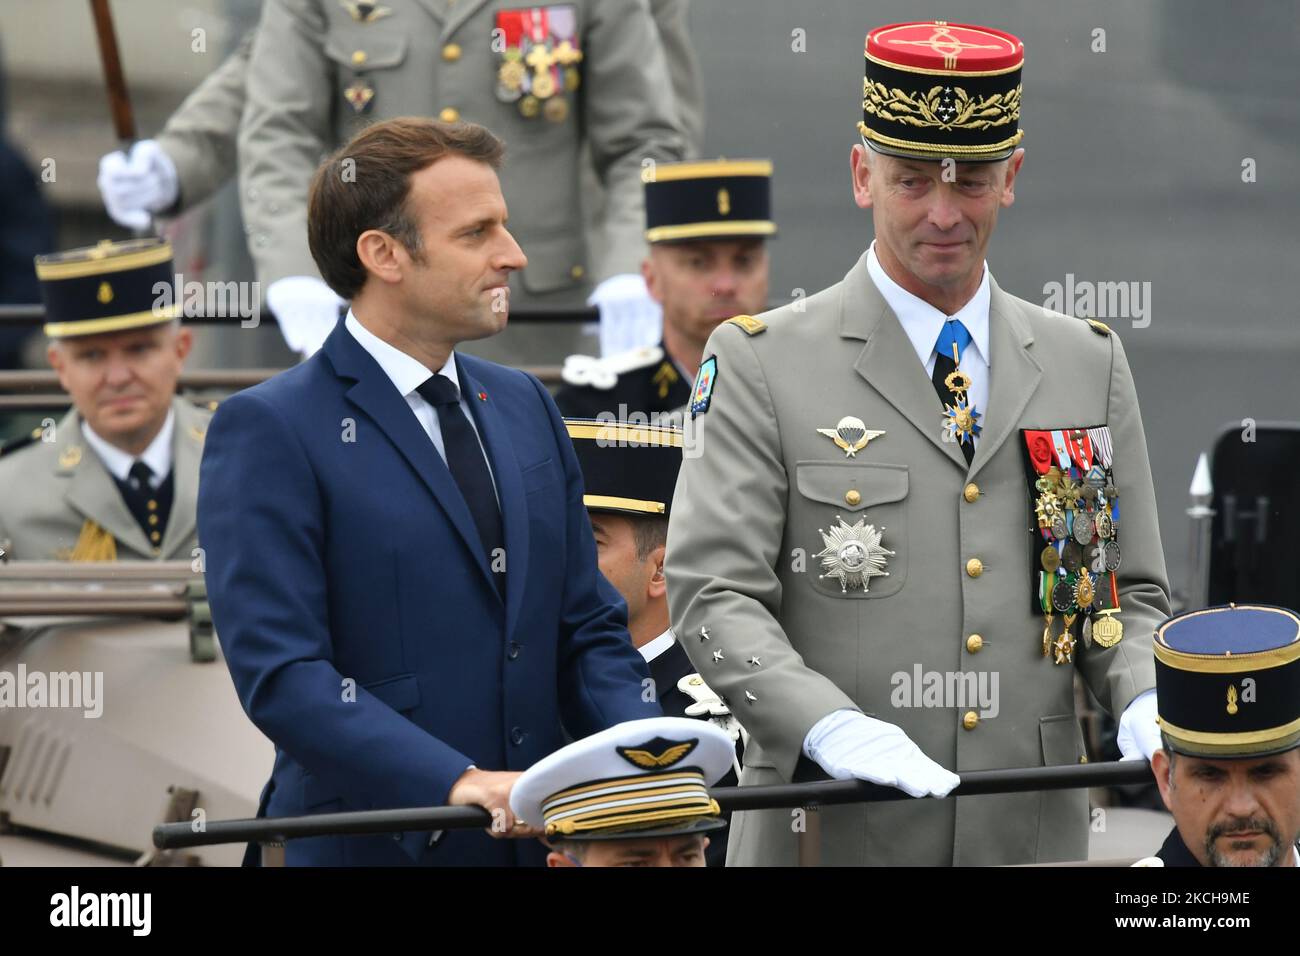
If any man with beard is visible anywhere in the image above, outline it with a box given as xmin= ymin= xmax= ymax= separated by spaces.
xmin=1135 ymin=604 xmax=1300 ymax=867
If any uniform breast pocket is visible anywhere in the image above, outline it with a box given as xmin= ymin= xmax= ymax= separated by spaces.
xmin=323 ymin=33 xmax=408 ymax=116
xmin=795 ymin=461 xmax=908 ymax=599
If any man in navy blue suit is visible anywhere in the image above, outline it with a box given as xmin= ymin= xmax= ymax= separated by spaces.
xmin=198 ymin=117 xmax=660 ymax=866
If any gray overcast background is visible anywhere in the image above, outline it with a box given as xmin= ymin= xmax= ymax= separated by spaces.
xmin=688 ymin=0 xmax=1299 ymax=596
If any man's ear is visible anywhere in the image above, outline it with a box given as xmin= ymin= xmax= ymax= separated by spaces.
xmin=646 ymin=544 xmax=667 ymax=601
xmin=356 ymin=230 xmax=406 ymax=285
xmin=1151 ymin=748 xmax=1175 ymax=812
xmin=850 ymin=144 xmax=874 ymax=210
xmin=173 ymin=325 xmax=194 ymax=363
xmin=47 ymin=342 xmax=69 ymax=390
xmin=642 ymin=255 xmax=664 ymax=305
xmin=546 ymin=851 xmax=575 ymax=868
xmin=1000 ymin=147 xmax=1025 ymax=208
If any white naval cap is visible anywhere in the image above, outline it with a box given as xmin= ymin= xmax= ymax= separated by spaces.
xmin=510 ymin=717 xmax=734 ymax=841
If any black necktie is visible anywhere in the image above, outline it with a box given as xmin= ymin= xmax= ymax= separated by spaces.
xmin=415 ymin=374 xmax=505 ymax=588
xmin=931 ymin=322 xmax=975 ymax=466
xmin=128 ymin=460 xmax=154 ymax=490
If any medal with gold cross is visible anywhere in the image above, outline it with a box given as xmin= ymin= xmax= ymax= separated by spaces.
xmin=939 ymin=343 xmax=982 ymax=448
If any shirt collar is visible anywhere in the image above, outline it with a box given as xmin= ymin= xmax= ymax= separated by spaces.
xmin=865 ymin=241 xmax=991 ymax=368
xmin=638 ymin=628 xmax=677 ymax=663
xmin=345 ymin=310 xmax=459 ymax=399
xmin=80 ymin=407 xmax=175 ymax=485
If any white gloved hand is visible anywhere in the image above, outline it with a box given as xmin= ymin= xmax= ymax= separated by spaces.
xmin=1116 ymin=690 xmax=1161 ymax=762
xmin=806 ymin=710 xmax=961 ymax=798
xmin=97 ymin=140 xmax=180 ymax=230
xmin=266 ymin=276 xmax=346 ymax=358
xmin=588 ymin=273 xmax=662 ymax=357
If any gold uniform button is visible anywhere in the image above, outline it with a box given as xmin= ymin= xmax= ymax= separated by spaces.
xmin=963 ymin=482 xmax=980 ymax=503
xmin=442 ymin=43 xmax=462 ymax=62
xmin=962 ymin=711 xmax=979 ymax=731
xmin=845 ymin=489 xmax=861 ymax=506
xmin=570 ymin=265 xmax=585 ymax=280
xmin=351 ymin=50 xmax=368 ymax=66
xmin=148 ymin=514 xmax=159 ymax=526
xmin=147 ymin=500 xmax=157 ymax=511
xmin=150 ymin=531 xmax=161 ymax=542
xmin=439 ymin=107 xmax=461 ymax=123
xmin=1079 ymin=755 xmax=1089 ymax=764
xmin=966 ymin=557 xmax=984 ymax=578
xmin=966 ymin=634 xmax=983 ymax=653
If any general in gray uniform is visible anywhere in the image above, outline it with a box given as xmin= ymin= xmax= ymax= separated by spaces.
xmin=0 ymin=239 xmax=208 ymax=562
xmin=236 ymin=0 xmax=689 ymax=354
xmin=665 ymin=20 xmax=1172 ymax=867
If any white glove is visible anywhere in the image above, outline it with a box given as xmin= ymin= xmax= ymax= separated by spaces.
xmin=588 ymin=273 xmax=662 ymax=357
xmin=805 ymin=710 xmax=960 ymax=798
xmin=266 ymin=276 xmax=346 ymax=358
xmin=1116 ymin=690 xmax=1161 ymax=762
xmin=97 ymin=140 xmax=179 ymax=230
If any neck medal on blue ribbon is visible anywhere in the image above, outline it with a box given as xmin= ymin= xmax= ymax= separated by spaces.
xmin=940 ymin=345 xmax=982 ymax=448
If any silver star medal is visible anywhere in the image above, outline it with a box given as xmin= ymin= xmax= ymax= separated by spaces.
xmin=814 ymin=514 xmax=895 ymax=592
xmin=816 ymin=416 xmax=885 ymax=458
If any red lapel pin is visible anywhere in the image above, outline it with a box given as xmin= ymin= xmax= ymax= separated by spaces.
xmin=477 ymin=391 xmax=488 ymax=402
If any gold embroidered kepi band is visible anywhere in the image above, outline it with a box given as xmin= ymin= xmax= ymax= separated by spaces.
xmin=565 ymin=418 xmax=684 ymax=517
xmin=642 ymin=158 xmax=776 ymax=244
xmin=35 ymin=238 xmax=178 ymax=338
xmin=858 ymin=20 xmax=1024 ymax=162
xmin=1154 ymin=604 xmax=1300 ymax=758
xmin=509 ymin=717 xmax=735 ymax=840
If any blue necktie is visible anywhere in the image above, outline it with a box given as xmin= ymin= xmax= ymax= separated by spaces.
xmin=416 ymin=374 xmax=505 ymax=592
xmin=932 ymin=319 xmax=975 ymax=464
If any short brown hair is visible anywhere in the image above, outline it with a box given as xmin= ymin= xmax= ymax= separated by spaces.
xmin=307 ymin=117 xmax=505 ymax=300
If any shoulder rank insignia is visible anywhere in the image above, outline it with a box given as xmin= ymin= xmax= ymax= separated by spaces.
xmin=1086 ymin=319 xmax=1112 ymax=336
xmin=690 ymin=356 xmax=718 ymax=418
xmin=617 ymin=737 xmax=698 ymax=770
xmin=726 ymin=314 xmax=766 ymax=336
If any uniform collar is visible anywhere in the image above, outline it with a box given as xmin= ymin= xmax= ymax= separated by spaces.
xmin=865 ymin=241 xmax=991 ymax=368
xmin=346 ymin=310 xmax=460 ymax=399
xmin=638 ymin=628 xmax=677 ymax=663
xmin=80 ymin=407 xmax=175 ymax=485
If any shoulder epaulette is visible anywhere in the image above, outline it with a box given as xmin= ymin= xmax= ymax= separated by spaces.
xmin=0 ymin=426 xmax=43 ymax=458
xmin=561 ymin=345 xmax=663 ymax=390
xmin=726 ymin=314 xmax=767 ymax=336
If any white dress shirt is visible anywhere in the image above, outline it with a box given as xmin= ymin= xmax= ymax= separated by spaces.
xmin=638 ymin=628 xmax=676 ymax=664
xmin=345 ymin=311 xmax=497 ymax=496
xmin=865 ymin=241 xmax=991 ymax=446
xmin=81 ymin=407 xmax=175 ymax=487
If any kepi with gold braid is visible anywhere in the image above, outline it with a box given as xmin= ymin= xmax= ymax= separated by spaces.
xmin=642 ymin=158 xmax=776 ymax=245
xmin=1154 ymin=604 xmax=1300 ymax=758
xmin=510 ymin=717 xmax=735 ymax=840
xmin=564 ymin=418 xmax=683 ymax=517
xmin=36 ymin=238 xmax=178 ymax=339
xmin=858 ymin=20 xmax=1024 ymax=162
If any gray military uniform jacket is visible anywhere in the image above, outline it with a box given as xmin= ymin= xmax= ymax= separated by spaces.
xmin=0 ymin=399 xmax=210 ymax=562
xmin=238 ymin=0 xmax=687 ymax=302
xmin=665 ymin=251 xmax=1171 ymax=866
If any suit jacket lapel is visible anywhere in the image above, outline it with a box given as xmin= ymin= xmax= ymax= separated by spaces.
xmin=458 ymin=359 xmax=529 ymax=635
xmin=441 ymin=0 xmax=492 ymax=41
xmin=967 ymin=278 xmax=1041 ymax=482
xmin=160 ymin=399 xmax=204 ymax=559
xmin=841 ymin=253 xmax=968 ymax=470
xmin=58 ymin=410 xmax=153 ymax=557
xmin=322 ymin=323 xmax=498 ymax=594
xmin=409 ymin=0 xmax=448 ymax=26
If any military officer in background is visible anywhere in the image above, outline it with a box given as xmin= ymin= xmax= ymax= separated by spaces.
xmin=511 ymin=716 xmax=734 ymax=867
xmin=227 ymin=0 xmax=689 ymax=357
xmin=1132 ymin=604 xmax=1300 ymax=867
xmin=555 ymin=158 xmax=774 ymax=425
xmin=0 ymin=239 xmax=209 ymax=561
xmin=665 ymin=21 xmax=1172 ymax=866
xmin=565 ymin=417 xmax=741 ymax=865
